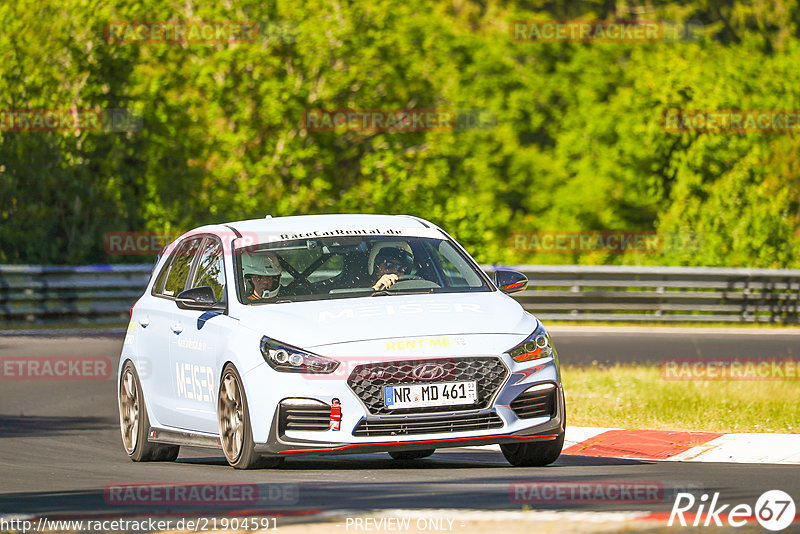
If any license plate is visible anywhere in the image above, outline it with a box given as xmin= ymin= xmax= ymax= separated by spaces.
xmin=383 ymin=381 xmax=477 ymax=409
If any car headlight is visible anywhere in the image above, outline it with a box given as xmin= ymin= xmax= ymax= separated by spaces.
xmin=507 ymin=323 xmax=555 ymax=363
xmin=259 ymin=337 xmax=340 ymax=374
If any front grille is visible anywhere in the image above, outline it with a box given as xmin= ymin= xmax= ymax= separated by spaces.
xmin=347 ymin=357 xmax=509 ymax=415
xmin=353 ymin=412 xmax=503 ymax=437
xmin=278 ymin=399 xmax=330 ymax=432
xmin=510 ymin=385 xmax=557 ymax=419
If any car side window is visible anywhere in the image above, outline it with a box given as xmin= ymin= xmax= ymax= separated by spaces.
xmin=192 ymin=238 xmax=226 ymax=301
xmin=152 ymin=254 xmax=169 ymax=291
xmin=155 ymin=237 xmax=204 ymax=297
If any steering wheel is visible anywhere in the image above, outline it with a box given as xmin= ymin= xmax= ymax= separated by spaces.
xmin=284 ymin=276 xmax=309 ymax=292
xmin=396 ymin=274 xmax=423 ymax=282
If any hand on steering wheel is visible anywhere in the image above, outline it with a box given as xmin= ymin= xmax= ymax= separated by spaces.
xmin=372 ymin=274 xmax=398 ymax=290
xmin=372 ymin=274 xmax=422 ymax=290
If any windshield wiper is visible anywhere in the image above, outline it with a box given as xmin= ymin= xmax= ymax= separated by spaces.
xmin=371 ymin=288 xmax=435 ymax=297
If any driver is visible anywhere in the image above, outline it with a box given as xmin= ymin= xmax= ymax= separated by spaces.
xmin=242 ymin=252 xmax=283 ymax=300
xmin=372 ymin=247 xmax=415 ymax=290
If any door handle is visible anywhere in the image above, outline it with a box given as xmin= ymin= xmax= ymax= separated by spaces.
xmin=138 ymin=316 xmax=151 ymax=328
xmin=170 ymin=323 xmax=183 ymax=334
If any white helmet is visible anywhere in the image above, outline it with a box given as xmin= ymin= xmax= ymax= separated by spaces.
xmin=241 ymin=252 xmax=282 ymax=298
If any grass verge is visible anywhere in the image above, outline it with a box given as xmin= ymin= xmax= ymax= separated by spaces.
xmin=562 ymin=363 xmax=799 ymax=434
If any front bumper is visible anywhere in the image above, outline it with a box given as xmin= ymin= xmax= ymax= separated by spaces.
xmin=245 ymin=353 xmax=565 ymax=457
xmin=254 ymin=386 xmax=565 ymax=456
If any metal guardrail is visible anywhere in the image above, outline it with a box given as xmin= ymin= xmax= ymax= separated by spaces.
xmin=1 ymin=264 xmax=799 ymax=326
xmin=0 ymin=264 xmax=153 ymax=326
xmin=492 ymin=264 xmax=800 ymax=323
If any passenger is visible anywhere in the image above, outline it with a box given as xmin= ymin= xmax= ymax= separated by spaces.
xmin=242 ymin=252 xmax=283 ymax=300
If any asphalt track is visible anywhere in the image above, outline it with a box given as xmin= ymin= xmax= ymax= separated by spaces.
xmin=0 ymin=330 xmax=798 ymax=528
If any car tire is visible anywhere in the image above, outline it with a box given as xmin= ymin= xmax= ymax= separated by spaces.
xmin=218 ymin=364 xmax=284 ymax=470
xmin=388 ymin=449 xmax=436 ymax=460
xmin=118 ymin=361 xmax=180 ymax=462
xmin=500 ymin=433 xmax=564 ymax=467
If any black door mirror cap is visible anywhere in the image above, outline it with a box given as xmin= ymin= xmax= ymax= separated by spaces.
xmin=494 ymin=270 xmax=528 ymax=294
xmin=176 ymin=286 xmax=226 ymax=310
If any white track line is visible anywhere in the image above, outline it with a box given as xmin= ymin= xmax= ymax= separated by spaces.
xmin=669 ymin=433 xmax=800 ymax=464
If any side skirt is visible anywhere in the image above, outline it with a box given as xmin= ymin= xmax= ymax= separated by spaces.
xmin=148 ymin=428 xmax=221 ymax=449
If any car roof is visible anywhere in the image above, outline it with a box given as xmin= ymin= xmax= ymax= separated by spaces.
xmin=176 ymin=214 xmax=448 ymax=246
xmin=226 ymin=214 xmax=433 ymax=234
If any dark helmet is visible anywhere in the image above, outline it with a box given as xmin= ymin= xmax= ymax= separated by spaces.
xmin=374 ymin=247 xmax=414 ymax=274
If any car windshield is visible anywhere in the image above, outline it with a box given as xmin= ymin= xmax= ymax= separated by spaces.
xmin=235 ymin=236 xmax=491 ymax=304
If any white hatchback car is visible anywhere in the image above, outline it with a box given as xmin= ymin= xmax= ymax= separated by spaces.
xmin=118 ymin=214 xmax=565 ymax=469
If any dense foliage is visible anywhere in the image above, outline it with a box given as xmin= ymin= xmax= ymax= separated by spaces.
xmin=1 ymin=0 xmax=798 ymax=266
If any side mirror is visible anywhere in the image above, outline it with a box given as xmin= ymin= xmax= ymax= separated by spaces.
xmin=176 ymin=286 xmax=225 ymax=310
xmin=494 ymin=270 xmax=528 ymax=294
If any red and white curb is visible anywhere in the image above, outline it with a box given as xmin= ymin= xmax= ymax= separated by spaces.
xmin=467 ymin=427 xmax=800 ymax=464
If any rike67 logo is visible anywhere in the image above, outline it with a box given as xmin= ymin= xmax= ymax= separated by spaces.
xmin=669 ymin=490 xmax=796 ymax=531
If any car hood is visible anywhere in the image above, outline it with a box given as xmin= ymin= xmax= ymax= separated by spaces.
xmin=235 ymin=291 xmax=536 ymax=350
